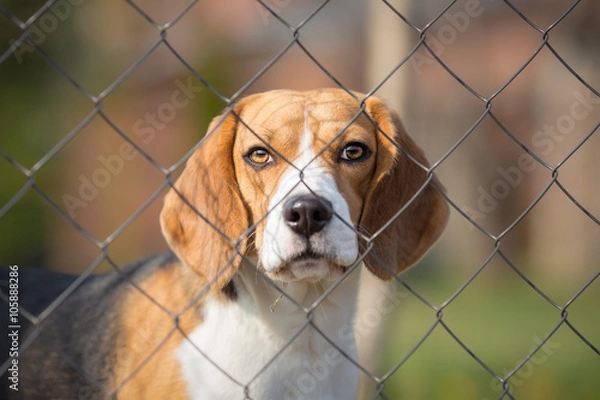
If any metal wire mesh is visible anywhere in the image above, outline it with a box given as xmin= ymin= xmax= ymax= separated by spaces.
xmin=0 ymin=1 xmax=598 ymax=399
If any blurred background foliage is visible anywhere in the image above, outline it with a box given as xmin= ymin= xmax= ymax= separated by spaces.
xmin=0 ymin=1 xmax=598 ymax=399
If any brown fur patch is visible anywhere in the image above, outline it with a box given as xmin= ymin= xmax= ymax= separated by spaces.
xmin=110 ymin=261 xmax=205 ymax=399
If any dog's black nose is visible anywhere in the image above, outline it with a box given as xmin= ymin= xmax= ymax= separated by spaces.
xmin=283 ymin=196 xmax=333 ymax=238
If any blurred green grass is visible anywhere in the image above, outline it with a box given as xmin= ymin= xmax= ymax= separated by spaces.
xmin=379 ymin=269 xmax=599 ymax=400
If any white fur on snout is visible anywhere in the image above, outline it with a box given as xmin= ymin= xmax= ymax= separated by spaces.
xmin=260 ymin=122 xmax=358 ymax=277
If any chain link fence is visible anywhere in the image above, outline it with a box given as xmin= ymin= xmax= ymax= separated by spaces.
xmin=1 ymin=1 xmax=598 ymax=399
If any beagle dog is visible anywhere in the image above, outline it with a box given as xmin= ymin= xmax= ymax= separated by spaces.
xmin=6 ymin=88 xmax=448 ymax=399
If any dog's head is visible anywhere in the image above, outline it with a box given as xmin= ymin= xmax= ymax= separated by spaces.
xmin=160 ymin=89 xmax=448 ymax=292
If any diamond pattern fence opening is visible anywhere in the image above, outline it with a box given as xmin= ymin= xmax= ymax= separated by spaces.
xmin=0 ymin=1 xmax=598 ymax=399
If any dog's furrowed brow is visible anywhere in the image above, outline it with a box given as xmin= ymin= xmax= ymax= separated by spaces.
xmin=234 ymin=125 xmax=276 ymax=152
xmin=255 ymin=125 xmax=278 ymax=142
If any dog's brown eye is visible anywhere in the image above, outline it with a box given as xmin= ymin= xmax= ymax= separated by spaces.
xmin=340 ymin=142 xmax=370 ymax=163
xmin=245 ymin=147 xmax=273 ymax=166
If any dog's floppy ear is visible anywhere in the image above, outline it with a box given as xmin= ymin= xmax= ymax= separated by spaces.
xmin=160 ymin=106 xmax=250 ymax=293
xmin=359 ymin=97 xmax=449 ymax=280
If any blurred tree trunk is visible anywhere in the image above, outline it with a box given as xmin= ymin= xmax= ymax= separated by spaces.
xmin=359 ymin=1 xmax=414 ymax=398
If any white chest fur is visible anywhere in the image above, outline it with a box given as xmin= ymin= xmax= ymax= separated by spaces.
xmin=176 ymin=265 xmax=361 ymax=400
